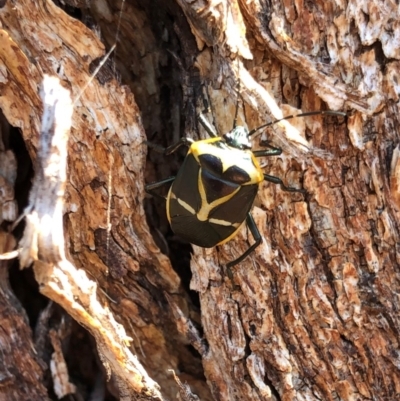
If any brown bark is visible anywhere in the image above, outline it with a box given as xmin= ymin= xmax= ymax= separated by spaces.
xmin=0 ymin=0 xmax=399 ymax=400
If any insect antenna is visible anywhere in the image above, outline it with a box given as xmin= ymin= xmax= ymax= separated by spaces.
xmin=197 ymin=86 xmax=219 ymax=138
xmin=73 ymin=44 xmax=116 ymax=106
xmin=72 ymin=1 xmax=125 ymax=106
xmin=248 ymin=110 xmax=347 ymax=138
xmin=232 ymin=58 xmax=241 ymax=130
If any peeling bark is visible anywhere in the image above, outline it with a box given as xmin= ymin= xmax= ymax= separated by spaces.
xmin=0 ymin=0 xmax=400 ymax=400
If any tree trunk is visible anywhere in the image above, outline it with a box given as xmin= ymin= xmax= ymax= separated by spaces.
xmin=0 ymin=0 xmax=399 ymax=400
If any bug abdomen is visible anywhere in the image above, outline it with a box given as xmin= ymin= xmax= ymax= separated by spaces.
xmin=167 ymin=152 xmax=259 ymax=247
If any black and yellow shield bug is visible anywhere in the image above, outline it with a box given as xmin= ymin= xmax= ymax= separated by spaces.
xmin=146 ymin=103 xmax=346 ymax=268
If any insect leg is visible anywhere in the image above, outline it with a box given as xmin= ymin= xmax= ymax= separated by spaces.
xmin=146 ymin=137 xmax=194 ymax=155
xmin=226 ymin=213 xmax=262 ymax=268
xmin=145 ymin=176 xmax=175 ymax=199
xmin=264 ymin=174 xmax=305 ymax=193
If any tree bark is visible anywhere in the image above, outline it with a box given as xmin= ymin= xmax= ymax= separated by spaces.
xmin=0 ymin=0 xmax=399 ymax=400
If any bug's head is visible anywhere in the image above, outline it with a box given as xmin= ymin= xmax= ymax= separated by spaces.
xmin=223 ymin=126 xmax=252 ymax=150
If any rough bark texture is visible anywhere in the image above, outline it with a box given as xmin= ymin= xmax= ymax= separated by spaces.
xmin=0 ymin=0 xmax=399 ymax=400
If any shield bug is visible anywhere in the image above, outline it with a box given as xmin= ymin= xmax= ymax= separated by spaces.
xmin=146 ymin=94 xmax=345 ymax=267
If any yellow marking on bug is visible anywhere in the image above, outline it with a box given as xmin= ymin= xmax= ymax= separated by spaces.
xmin=196 ymin=169 xmax=241 ymax=221
xmin=209 ymin=218 xmax=240 ymax=227
xmin=167 ymin=190 xmax=196 ymax=218
xmin=166 ymin=189 xmax=173 ymax=223
xmin=176 ymin=197 xmax=196 ymax=215
xmin=190 ymin=138 xmax=264 ymax=185
xmin=217 ymin=221 xmax=246 ymax=245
